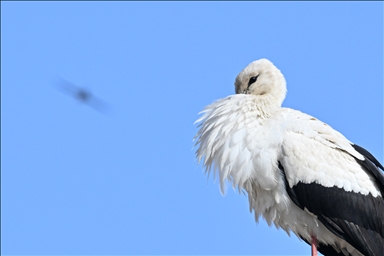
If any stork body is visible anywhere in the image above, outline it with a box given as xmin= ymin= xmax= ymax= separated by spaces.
xmin=194 ymin=59 xmax=384 ymax=256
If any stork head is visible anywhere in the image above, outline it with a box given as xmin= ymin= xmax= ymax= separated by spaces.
xmin=235 ymin=59 xmax=287 ymax=107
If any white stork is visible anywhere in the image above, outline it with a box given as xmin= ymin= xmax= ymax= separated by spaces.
xmin=194 ymin=59 xmax=384 ymax=256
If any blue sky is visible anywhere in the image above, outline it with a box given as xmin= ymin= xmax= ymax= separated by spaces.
xmin=1 ymin=2 xmax=383 ymax=255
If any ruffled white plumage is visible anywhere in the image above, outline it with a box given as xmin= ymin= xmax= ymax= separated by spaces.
xmin=194 ymin=59 xmax=382 ymax=256
xmin=279 ymin=108 xmax=380 ymax=197
xmin=195 ymin=94 xmax=281 ymax=194
xmin=195 ymin=93 xmax=379 ymax=196
xmin=194 ymin=94 xmax=376 ymax=255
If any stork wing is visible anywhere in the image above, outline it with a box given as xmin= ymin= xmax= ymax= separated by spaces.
xmin=279 ymin=108 xmax=384 ymax=256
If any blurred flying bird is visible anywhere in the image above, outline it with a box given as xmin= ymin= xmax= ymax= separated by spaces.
xmin=54 ymin=77 xmax=110 ymax=113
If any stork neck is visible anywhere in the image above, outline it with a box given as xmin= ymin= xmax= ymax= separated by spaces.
xmin=253 ymin=95 xmax=281 ymax=118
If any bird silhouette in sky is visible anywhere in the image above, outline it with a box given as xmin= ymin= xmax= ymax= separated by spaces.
xmin=54 ymin=77 xmax=110 ymax=114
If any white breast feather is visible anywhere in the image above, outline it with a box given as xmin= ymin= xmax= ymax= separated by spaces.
xmin=195 ymin=94 xmax=283 ymax=194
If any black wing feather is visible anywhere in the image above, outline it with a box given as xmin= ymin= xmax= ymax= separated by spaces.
xmin=352 ymin=144 xmax=384 ymax=193
xmin=278 ymin=143 xmax=384 ymax=256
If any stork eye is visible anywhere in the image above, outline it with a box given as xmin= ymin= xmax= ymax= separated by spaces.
xmin=248 ymin=75 xmax=259 ymax=86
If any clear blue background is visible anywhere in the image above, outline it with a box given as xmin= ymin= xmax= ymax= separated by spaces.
xmin=2 ymin=2 xmax=383 ymax=255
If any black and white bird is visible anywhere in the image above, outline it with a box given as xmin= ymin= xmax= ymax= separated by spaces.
xmin=194 ymin=59 xmax=384 ymax=256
